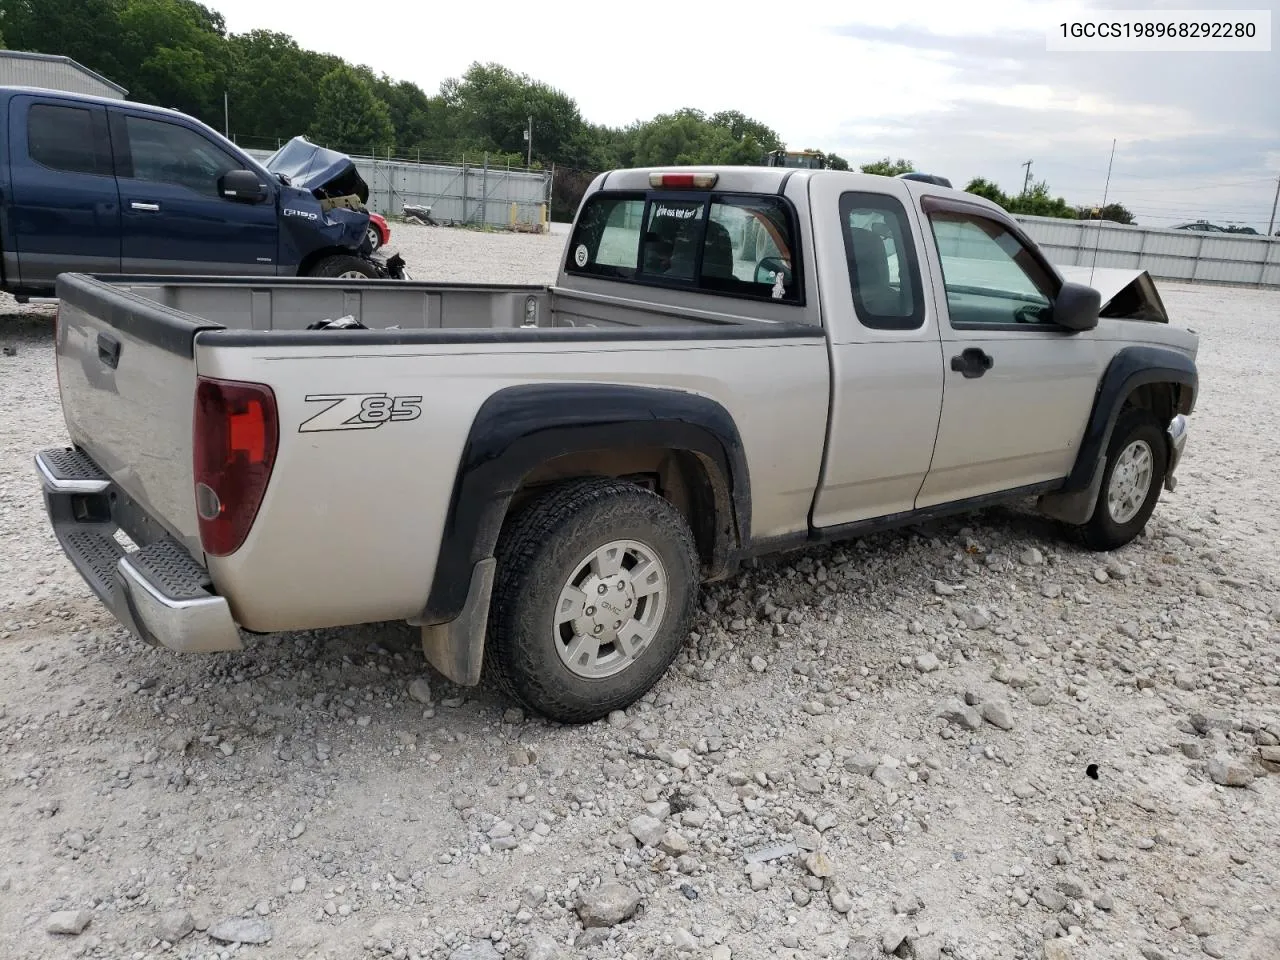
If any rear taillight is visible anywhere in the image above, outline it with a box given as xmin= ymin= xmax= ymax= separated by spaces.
xmin=193 ymin=377 xmax=278 ymax=557
xmin=53 ymin=306 xmax=62 ymax=395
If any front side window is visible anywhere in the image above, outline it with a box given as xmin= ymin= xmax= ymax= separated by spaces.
xmin=928 ymin=211 xmax=1058 ymax=326
xmin=123 ymin=115 xmax=240 ymax=196
xmin=28 ymin=104 xmax=101 ymax=176
xmin=566 ymin=190 xmax=801 ymax=304
xmin=839 ymin=192 xmax=924 ymax=330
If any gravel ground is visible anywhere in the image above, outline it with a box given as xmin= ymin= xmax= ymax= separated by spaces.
xmin=1 ymin=227 xmax=1277 ymax=960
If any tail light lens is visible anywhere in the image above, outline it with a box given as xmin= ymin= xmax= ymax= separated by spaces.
xmin=53 ymin=306 xmax=62 ymax=396
xmin=193 ymin=377 xmax=279 ymax=557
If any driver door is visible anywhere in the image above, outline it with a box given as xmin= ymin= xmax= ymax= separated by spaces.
xmin=110 ymin=110 xmax=277 ymax=275
xmin=914 ymin=198 xmax=1104 ymax=508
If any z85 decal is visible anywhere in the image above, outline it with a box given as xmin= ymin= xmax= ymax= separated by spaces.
xmin=298 ymin=393 xmax=423 ymax=432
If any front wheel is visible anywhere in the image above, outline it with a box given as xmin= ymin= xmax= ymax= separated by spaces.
xmin=1078 ymin=409 xmax=1168 ymax=551
xmin=485 ymin=477 xmax=699 ymax=724
xmin=365 ymin=226 xmax=382 ymax=252
xmin=308 ymin=255 xmax=379 ymax=280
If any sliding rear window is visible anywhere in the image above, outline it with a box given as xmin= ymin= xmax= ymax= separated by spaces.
xmin=565 ymin=191 xmax=803 ymax=304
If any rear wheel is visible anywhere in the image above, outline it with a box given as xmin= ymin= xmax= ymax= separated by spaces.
xmin=308 ymin=255 xmax=379 ymax=280
xmin=485 ymin=477 xmax=698 ymax=724
xmin=1078 ymin=409 xmax=1168 ymax=550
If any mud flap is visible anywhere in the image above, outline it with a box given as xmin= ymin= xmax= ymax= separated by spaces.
xmin=1038 ymin=456 xmax=1106 ymax=525
xmin=417 ymin=558 xmax=495 ymax=686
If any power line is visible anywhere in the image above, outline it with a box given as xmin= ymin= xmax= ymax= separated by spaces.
xmin=1107 ymin=178 xmax=1277 ymax=195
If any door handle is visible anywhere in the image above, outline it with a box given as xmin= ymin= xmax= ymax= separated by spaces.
xmin=97 ymin=332 xmax=121 ymax=369
xmin=130 ymin=201 xmax=160 ymax=212
xmin=950 ymin=347 xmax=994 ymax=379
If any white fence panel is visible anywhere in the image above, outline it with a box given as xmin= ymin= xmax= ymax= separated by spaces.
xmin=1014 ymin=214 xmax=1279 ymax=288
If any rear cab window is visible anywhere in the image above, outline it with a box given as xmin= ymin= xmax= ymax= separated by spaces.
xmin=27 ymin=103 xmax=109 ymax=176
xmin=566 ymin=190 xmax=803 ymax=305
xmin=839 ymin=192 xmax=925 ymax=330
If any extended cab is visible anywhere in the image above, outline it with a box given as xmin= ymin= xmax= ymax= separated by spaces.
xmin=34 ymin=166 xmax=1197 ymax=723
xmin=0 ymin=87 xmax=404 ymax=299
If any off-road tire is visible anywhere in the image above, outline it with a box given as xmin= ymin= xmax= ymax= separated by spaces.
xmin=308 ymin=255 xmax=379 ymax=279
xmin=1078 ymin=408 xmax=1168 ymax=551
xmin=484 ymin=477 xmax=699 ymax=724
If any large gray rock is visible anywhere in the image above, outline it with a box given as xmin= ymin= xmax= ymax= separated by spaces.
xmin=46 ymin=910 xmax=92 ymax=936
xmin=157 ymin=910 xmax=195 ymax=942
xmin=628 ymin=814 xmax=666 ymax=847
xmin=525 ymin=934 xmax=565 ymax=960
xmin=577 ymin=882 xmax=641 ymax=928
xmin=982 ymin=701 xmax=1015 ymax=730
xmin=449 ymin=942 xmax=501 ymax=960
xmin=1208 ymin=758 xmax=1253 ymax=787
xmin=208 ymin=918 xmax=273 ymax=944
xmin=940 ymin=700 xmax=982 ymax=731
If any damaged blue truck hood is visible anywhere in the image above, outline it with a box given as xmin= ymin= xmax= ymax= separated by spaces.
xmin=263 ymin=137 xmax=372 ymax=258
xmin=264 ymin=136 xmax=370 ymax=204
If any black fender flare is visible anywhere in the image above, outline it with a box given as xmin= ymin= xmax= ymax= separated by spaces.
xmin=1060 ymin=345 xmax=1197 ymax=495
xmin=421 ymin=383 xmax=751 ymax=625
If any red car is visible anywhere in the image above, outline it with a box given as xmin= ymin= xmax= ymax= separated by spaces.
xmin=367 ymin=213 xmax=391 ymax=252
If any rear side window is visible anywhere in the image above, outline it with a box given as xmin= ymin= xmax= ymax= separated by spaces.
xmin=839 ymin=192 xmax=924 ymax=330
xmin=28 ymin=104 xmax=102 ymax=176
xmin=567 ymin=191 xmax=802 ymax=304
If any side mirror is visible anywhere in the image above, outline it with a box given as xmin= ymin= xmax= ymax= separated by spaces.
xmin=1053 ymin=281 xmax=1100 ymax=332
xmin=219 ymin=169 xmax=268 ymax=203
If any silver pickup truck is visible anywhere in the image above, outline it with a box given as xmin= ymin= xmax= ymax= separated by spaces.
xmin=35 ymin=166 xmax=1198 ymax=723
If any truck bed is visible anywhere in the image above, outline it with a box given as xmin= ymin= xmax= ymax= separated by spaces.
xmin=82 ymin=274 xmax=806 ymax=337
xmin=47 ymin=272 xmax=828 ymax=642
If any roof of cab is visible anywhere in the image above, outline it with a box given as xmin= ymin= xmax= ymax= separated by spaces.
xmin=594 ymin=165 xmax=1004 ymax=216
xmin=0 ymin=85 xmax=194 ymax=122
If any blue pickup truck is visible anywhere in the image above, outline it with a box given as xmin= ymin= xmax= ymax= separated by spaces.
xmin=0 ymin=86 xmax=405 ymax=299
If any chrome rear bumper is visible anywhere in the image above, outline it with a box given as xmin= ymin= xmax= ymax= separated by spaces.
xmin=34 ymin=447 xmax=242 ymax=654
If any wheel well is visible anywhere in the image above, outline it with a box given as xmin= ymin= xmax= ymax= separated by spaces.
xmin=509 ymin=447 xmax=736 ymax=579
xmin=296 ymin=246 xmax=357 ymax=277
xmin=1121 ymin=382 xmax=1177 ymax=425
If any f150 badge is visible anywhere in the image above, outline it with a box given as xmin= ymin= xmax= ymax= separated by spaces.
xmin=283 ymin=208 xmax=319 ymax=220
xmin=299 ymin=393 xmax=423 ymax=432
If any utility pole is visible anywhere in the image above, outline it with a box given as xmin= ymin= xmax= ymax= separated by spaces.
xmin=223 ymin=91 xmax=229 ymax=138
xmin=525 ymin=115 xmax=533 ymax=168
xmin=1020 ymin=160 xmax=1033 ymax=196
xmin=1268 ymin=175 xmax=1280 ymax=236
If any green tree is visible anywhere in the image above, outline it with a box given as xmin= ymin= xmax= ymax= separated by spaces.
xmin=225 ymin=30 xmax=332 ymax=143
xmin=860 ymin=157 xmax=915 ymax=177
xmin=824 ymin=152 xmax=850 ymax=171
xmin=446 ymin=62 xmax=586 ymax=166
xmin=307 ymin=66 xmax=394 ymax=154
xmin=1007 ymin=180 xmax=1074 ymax=218
xmin=628 ymin=108 xmax=782 ymax=166
xmin=371 ymin=76 xmax=436 ymax=154
xmin=0 ymin=0 xmax=131 ymax=94
xmin=710 ymin=110 xmax=783 ymax=153
xmin=965 ymin=177 xmax=1079 ymax=220
xmin=115 ymin=0 xmax=228 ymax=121
xmin=964 ymin=177 xmax=1008 ymax=205
xmin=1074 ymin=202 xmax=1135 ymax=224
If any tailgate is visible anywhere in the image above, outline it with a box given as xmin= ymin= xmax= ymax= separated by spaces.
xmin=54 ymin=274 xmax=224 ymax=554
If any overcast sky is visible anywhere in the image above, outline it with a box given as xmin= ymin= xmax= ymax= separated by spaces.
xmin=212 ymin=0 xmax=1279 ymax=230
